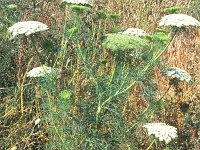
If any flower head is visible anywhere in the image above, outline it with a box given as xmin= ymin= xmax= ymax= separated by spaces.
xmin=143 ymin=123 xmax=177 ymax=144
xmin=8 ymin=21 xmax=49 ymax=37
xmin=162 ymin=67 xmax=192 ymax=83
xmin=159 ymin=14 xmax=200 ymax=27
xmin=101 ymin=33 xmax=148 ymax=51
xmin=27 ymin=65 xmax=56 ymax=78
xmin=121 ymin=28 xmax=148 ymax=37
xmin=61 ymin=0 xmax=93 ymax=6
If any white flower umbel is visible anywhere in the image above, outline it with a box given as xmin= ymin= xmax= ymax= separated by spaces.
xmin=8 ymin=21 xmax=49 ymax=37
xmin=159 ymin=14 xmax=200 ymax=27
xmin=121 ymin=28 xmax=148 ymax=37
xmin=143 ymin=123 xmax=177 ymax=144
xmin=62 ymin=0 xmax=93 ymax=6
xmin=27 ymin=65 xmax=55 ymax=78
xmin=162 ymin=67 xmax=192 ymax=83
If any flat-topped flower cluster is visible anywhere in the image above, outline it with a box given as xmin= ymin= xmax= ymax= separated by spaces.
xmin=8 ymin=21 xmax=48 ymax=37
xmin=162 ymin=67 xmax=192 ymax=83
xmin=143 ymin=123 xmax=178 ymax=144
xmin=101 ymin=33 xmax=148 ymax=51
xmin=159 ymin=14 xmax=200 ymax=27
xmin=27 ymin=65 xmax=57 ymax=78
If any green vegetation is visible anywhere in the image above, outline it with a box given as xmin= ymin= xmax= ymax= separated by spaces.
xmin=101 ymin=33 xmax=149 ymax=51
xmin=165 ymin=6 xmax=182 ymax=14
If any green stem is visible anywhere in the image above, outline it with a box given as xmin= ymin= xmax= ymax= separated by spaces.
xmin=46 ymin=91 xmax=68 ymax=150
xmin=20 ymin=57 xmax=33 ymax=117
xmin=54 ymin=5 xmax=72 ymax=68
xmin=109 ymin=61 xmax=116 ymax=85
xmin=95 ymin=32 xmax=177 ymax=129
xmin=146 ymin=139 xmax=157 ymax=150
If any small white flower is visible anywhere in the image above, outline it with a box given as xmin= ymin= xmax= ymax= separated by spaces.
xmin=62 ymin=0 xmax=93 ymax=6
xmin=8 ymin=21 xmax=49 ymax=37
xmin=27 ymin=65 xmax=55 ymax=78
xmin=34 ymin=118 xmax=41 ymax=125
xmin=121 ymin=28 xmax=148 ymax=37
xmin=162 ymin=67 xmax=192 ymax=83
xmin=129 ymin=51 xmax=142 ymax=58
xmin=143 ymin=123 xmax=177 ymax=144
xmin=10 ymin=146 xmax=17 ymax=150
xmin=159 ymin=14 xmax=200 ymax=27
